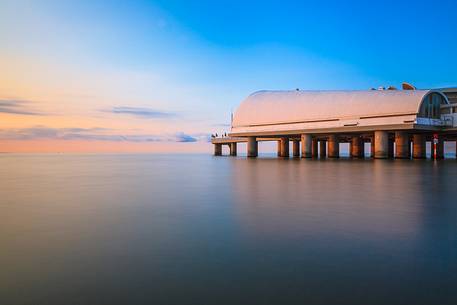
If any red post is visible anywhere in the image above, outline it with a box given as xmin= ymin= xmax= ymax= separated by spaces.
xmin=432 ymin=134 xmax=444 ymax=160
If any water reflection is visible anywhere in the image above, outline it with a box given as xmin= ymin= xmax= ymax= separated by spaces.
xmin=233 ymin=158 xmax=424 ymax=239
xmin=230 ymin=157 xmax=457 ymax=304
xmin=0 ymin=154 xmax=456 ymax=305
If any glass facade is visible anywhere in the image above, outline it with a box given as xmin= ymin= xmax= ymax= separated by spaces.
xmin=418 ymin=93 xmax=447 ymax=119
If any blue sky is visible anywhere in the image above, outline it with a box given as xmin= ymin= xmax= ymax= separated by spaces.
xmin=0 ymin=0 xmax=456 ymax=151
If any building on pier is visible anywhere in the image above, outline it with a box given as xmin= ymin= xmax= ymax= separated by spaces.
xmin=212 ymin=85 xmax=457 ymax=159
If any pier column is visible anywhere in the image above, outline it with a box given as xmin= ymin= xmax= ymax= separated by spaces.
xmin=374 ymin=131 xmax=389 ymax=159
xmin=292 ymin=140 xmax=300 ymax=157
xmin=328 ymin=135 xmax=339 ymax=158
xmin=370 ymin=137 xmax=375 ymax=158
xmin=351 ymin=136 xmax=364 ymax=158
xmin=435 ymin=137 xmax=444 ymax=159
xmin=229 ymin=142 xmax=237 ymax=156
xmin=277 ymin=140 xmax=281 ymax=157
xmin=301 ymin=134 xmax=312 ymax=158
xmin=395 ymin=132 xmax=410 ymax=159
xmin=319 ymin=140 xmax=327 ymax=158
xmin=280 ymin=137 xmax=289 ymax=157
xmin=312 ymin=139 xmax=319 ymax=158
xmin=214 ymin=143 xmax=222 ymax=156
xmin=247 ymin=137 xmax=258 ymax=157
xmin=412 ymin=134 xmax=426 ymax=159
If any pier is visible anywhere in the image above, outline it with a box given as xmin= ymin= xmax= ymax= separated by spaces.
xmin=212 ymin=85 xmax=457 ymax=159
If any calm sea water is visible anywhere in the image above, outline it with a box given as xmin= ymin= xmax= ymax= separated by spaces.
xmin=1 ymin=153 xmax=456 ymax=305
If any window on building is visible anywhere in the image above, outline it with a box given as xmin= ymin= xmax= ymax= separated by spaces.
xmin=418 ymin=93 xmax=447 ymax=119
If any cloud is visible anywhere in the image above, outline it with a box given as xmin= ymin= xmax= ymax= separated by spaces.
xmin=175 ymin=132 xmax=197 ymax=143
xmin=189 ymin=133 xmax=212 ymax=143
xmin=0 ymin=126 xmax=208 ymax=143
xmin=106 ymin=106 xmax=177 ymax=119
xmin=0 ymin=99 xmax=44 ymax=115
xmin=0 ymin=127 xmax=109 ymax=140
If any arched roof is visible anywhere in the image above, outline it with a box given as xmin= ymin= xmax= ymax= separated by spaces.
xmin=232 ymin=90 xmax=447 ymax=129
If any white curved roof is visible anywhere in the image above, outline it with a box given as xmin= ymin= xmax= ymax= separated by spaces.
xmin=232 ymin=90 xmax=438 ymax=129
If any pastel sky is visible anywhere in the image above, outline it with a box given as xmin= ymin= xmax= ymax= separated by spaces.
xmin=1 ymin=0 xmax=456 ymax=152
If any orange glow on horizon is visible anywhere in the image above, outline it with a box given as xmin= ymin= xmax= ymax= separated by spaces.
xmin=0 ymin=140 xmax=212 ymax=153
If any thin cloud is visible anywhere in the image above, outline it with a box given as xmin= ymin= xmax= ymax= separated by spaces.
xmin=0 ymin=127 xmax=111 ymax=140
xmin=107 ymin=106 xmax=177 ymax=119
xmin=0 ymin=126 xmax=206 ymax=143
xmin=175 ymin=132 xmax=197 ymax=143
xmin=190 ymin=133 xmax=212 ymax=143
xmin=0 ymin=99 xmax=44 ymax=116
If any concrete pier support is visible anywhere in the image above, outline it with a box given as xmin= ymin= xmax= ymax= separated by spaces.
xmin=374 ymin=131 xmax=389 ymax=159
xmin=412 ymin=134 xmax=426 ymax=159
xmin=312 ymin=139 xmax=319 ymax=158
xmin=395 ymin=132 xmax=410 ymax=159
xmin=370 ymin=138 xmax=375 ymax=158
xmin=351 ymin=136 xmax=364 ymax=158
xmin=319 ymin=140 xmax=327 ymax=158
xmin=214 ymin=143 xmax=222 ymax=156
xmin=229 ymin=142 xmax=237 ymax=156
xmin=280 ymin=137 xmax=289 ymax=157
xmin=247 ymin=137 xmax=258 ymax=157
xmin=292 ymin=140 xmax=300 ymax=157
xmin=328 ymin=135 xmax=339 ymax=158
xmin=277 ymin=140 xmax=281 ymax=157
xmin=301 ymin=134 xmax=312 ymax=158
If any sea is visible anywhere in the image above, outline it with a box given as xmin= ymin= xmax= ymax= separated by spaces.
xmin=1 ymin=153 xmax=456 ymax=305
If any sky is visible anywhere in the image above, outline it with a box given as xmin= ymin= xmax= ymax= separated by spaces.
xmin=1 ymin=0 xmax=456 ymax=153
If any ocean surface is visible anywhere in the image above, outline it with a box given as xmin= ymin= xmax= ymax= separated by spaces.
xmin=1 ymin=153 xmax=456 ymax=305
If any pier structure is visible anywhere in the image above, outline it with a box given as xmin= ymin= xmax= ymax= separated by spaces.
xmin=212 ymin=86 xmax=457 ymax=159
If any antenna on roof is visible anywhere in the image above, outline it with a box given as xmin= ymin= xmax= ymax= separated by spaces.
xmin=402 ymin=82 xmax=416 ymax=90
